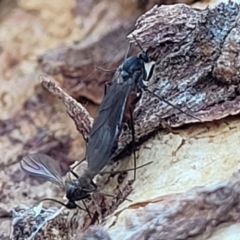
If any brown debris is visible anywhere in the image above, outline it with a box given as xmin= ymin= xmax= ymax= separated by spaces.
xmin=93 ymin=170 xmax=240 ymax=240
xmin=38 ymin=3 xmax=139 ymax=105
xmin=10 ymin=169 xmax=240 ymax=239
xmin=6 ymin=1 xmax=240 ymax=240
xmin=41 ymin=76 xmax=93 ymax=141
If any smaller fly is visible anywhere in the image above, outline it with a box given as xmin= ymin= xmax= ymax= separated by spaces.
xmin=20 ymin=154 xmax=93 ymax=213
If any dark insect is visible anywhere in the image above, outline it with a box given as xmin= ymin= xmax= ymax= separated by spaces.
xmin=20 ymin=35 xmax=199 ymax=220
xmin=85 ymin=50 xmax=156 ymax=180
xmin=20 ymin=47 xmax=155 ymax=219
xmin=90 ymin=37 xmax=200 ymax=177
xmin=20 ymin=154 xmax=93 ymax=214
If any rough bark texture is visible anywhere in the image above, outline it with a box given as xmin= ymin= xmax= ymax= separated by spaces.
xmin=115 ymin=1 xmax=240 ymax=156
xmin=91 ymin=170 xmax=240 ymax=240
xmin=38 ymin=1 xmax=200 ymax=105
xmin=2 ymin=0 xmax=240 ymax=240
xmin=38 ymin=2 xmax=240 ymax=158
xmin=41 ymin=77 xmax=94 ymax=141
xmin=38 ymin=19 xmax=137 ymax=105
xmin=11 ymin=151 xmax=240 ymax=239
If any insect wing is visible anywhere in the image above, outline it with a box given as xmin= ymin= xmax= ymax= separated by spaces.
xmin=86 ymin=73 xmax=134 ymax=175
xmin=20 ymin=153 xmax=65 ymax=189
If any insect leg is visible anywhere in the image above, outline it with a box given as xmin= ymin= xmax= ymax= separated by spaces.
xmin=99 ymin=192 xmax=132 ymax=202
xmin=99 ymin=161 xmax=152 ymax=175
xmin=81 ymin=200 xmax=93 ymax=222
xmin=69 ymin=169 xmax=79 ymax=179
xmin=129 ymin=106 xmax=137 ymax=181
xmin=70 ymin=157 xmax=86 ymax=170
xmin=144 ymin=87 xmax=201 ymax=122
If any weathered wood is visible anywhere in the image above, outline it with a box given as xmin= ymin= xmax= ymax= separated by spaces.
xmin=10 ymin=2 xmax=240 ymax=240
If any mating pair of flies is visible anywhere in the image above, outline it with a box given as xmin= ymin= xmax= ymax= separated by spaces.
xmin=20 ymin=37 xmax=200 ymax=220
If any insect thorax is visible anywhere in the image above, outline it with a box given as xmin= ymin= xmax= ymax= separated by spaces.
xmin=120 ymin=56 xmax=144 ymax=81
xmin=65 ymin=180 xmax=87 ymax=201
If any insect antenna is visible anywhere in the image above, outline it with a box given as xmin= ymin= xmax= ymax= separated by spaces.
xmin=35 ymin=198 xmax=94 ymax=221
xmin=124 ymin=41 xmax=131 ymax=60
xmin=34 ymin=198 xmax=85 ymax=211
xmin=91 ymin=38 xmax=132 ymax=74
xmin=95 ymin=66 xmax=116 ymax=72
xmin=70 ymin=41 xmax=128 ymax=91
xmin=131 ymin=34 xmax=145 ymax=54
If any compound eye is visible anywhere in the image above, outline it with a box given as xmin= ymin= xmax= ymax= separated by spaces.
xmin=66 ymin=201 xmax=77 ymax=209
xmin=138 ymin=52 xmax=149 ymax=63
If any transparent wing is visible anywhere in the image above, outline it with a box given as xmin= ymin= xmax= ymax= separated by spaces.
xmin=20 ymin=153 xmax=65 ymax=189
xmin=86 ymin=72 xmax=134 ymax=175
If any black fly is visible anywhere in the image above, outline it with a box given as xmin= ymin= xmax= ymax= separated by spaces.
xmin=20 ymin=48 xmax=154 ymax=219
xmin=85 ymin=51 xmax=156 ymax=178
xmin=87 ymin=36 xmax=201 ymax=180
xmin=20 ymin=35 xmax=199 ymax=220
